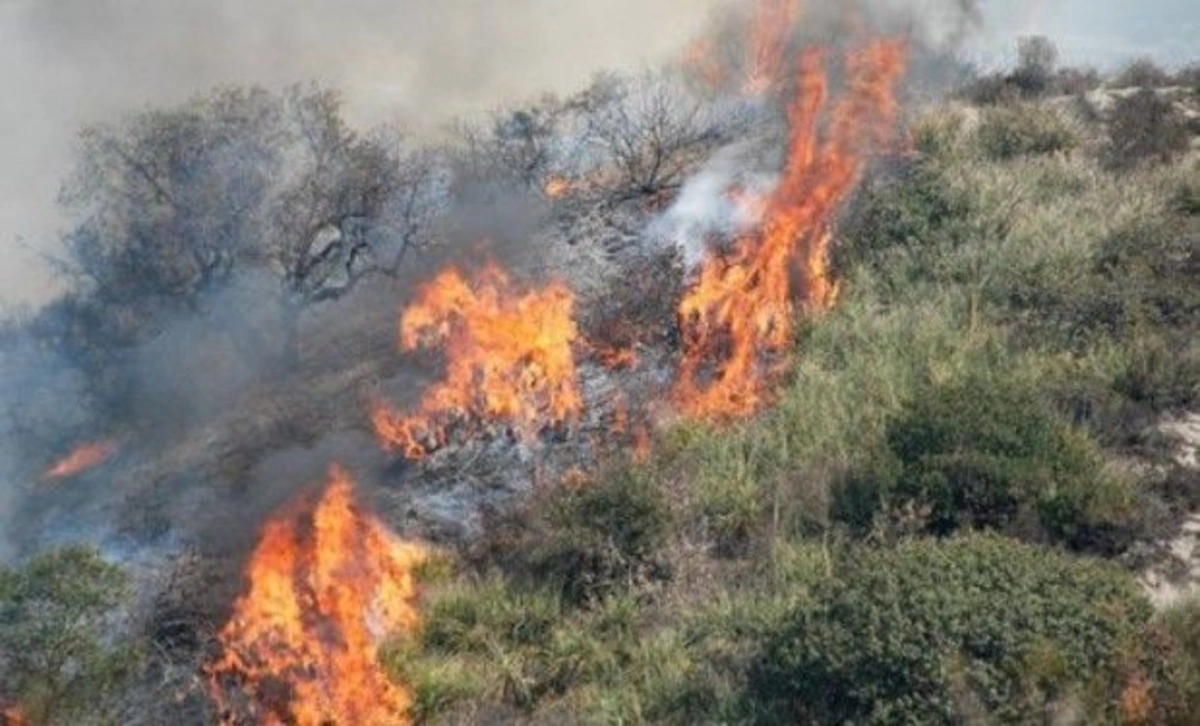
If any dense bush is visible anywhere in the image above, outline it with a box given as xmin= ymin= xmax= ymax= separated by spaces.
xmin=754 ymin=535 xmax=1152 ymax=724
xmin=1174 ymin=178 xmax=1200 ymax=216
xmin=473 ymin=466 xmax=672 ymax=606
xmin=1114 ymin=58 xmax=1174 ymax=89
xmin=835 ymin=373 xmax=1136 ymax=550
xmin=975 ymin=103 xmax=1076 ymax=160
xmin=1104 ymin=89 xmax=1191 ymax=171
xmin=1010 ymin=35 xmax=1058 ymax=97
xmin=838 ymin=160 xmax=975 ymax=283
xmin=0 ymin=547 xmax=135 ymax=725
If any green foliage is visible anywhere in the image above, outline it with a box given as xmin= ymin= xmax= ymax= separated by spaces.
xmin=975 ymin=103 xmax=1076 ymax=160
xmin=840 ymin=160 xmax=975 ymax=283
xmin=1104 ymin=89 xmax=1191 ymax=171
xmin=1114 ymin=57 xmax=1174 ymax=89
xmin=1155 ymin=596 xmax=1200 ymax=720
xmin=755 ymin=535 xmax=1152 ymax=724
xmin=1174 ymin=177 xmax=1200 ymax=216
xmin=478 ymin=466 xmax=672 ymax=606
xmin=0 ymin=546 xmax=135 ymax=725
xmin=1012 ymin=35 xmax=1058 ymax=96
xmin=835 ymin=373 xmax=1137 ymax=550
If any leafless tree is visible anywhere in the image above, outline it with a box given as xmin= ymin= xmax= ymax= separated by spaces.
xmin=583 ymin=71 xmax=725 ymax=200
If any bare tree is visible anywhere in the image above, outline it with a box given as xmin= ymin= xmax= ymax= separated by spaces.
xmin=61 ymin=87 xmax=285 ymax=319
xmin=57 ymin=85 xmax=447 ymax=366
xmin=583 ymin=71 xmax=725 ymax=200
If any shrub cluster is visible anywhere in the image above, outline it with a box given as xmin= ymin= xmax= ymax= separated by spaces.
xmin=754 ymin=535 xmax=1152 ymax=724
xmin=975 ymin=104 xmax=1076 ymax=160
xmin=1104 ymin=89 xmax=1191 ymax=171
xmin=834 ymin=374 xmax=1137 ymax=551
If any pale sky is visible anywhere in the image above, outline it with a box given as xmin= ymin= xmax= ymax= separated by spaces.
xmin=0 ymin=0 xmax=1196 ymax=310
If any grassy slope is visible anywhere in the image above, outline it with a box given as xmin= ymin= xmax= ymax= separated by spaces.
xmin=386 ymin=90 xmax=1200 ymax=724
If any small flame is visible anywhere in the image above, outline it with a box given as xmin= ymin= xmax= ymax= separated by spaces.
xmin=43 ymin=440 xmax=117 ymax=480
xmin=372 ymin=262 xmax=582 ymax=459
xmin=2 ymin=707 xmax=29 ymax=726
xmin=543 ymin=175 xmax=573 ymax=199
xmin=206 ymin=465 xmax=426 ymax=726
xmin=675 ymin=40 xmax=906 ymax=419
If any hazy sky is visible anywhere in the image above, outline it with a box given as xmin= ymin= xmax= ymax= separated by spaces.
xmin=0 ymin=0 xmax=1195 ymax=310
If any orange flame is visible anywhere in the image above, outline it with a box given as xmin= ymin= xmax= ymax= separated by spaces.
xmin=543 ymin=175 xmax=573 ymax=199
xmin=675 ymin=40 xmax=906 ymax=419
xmin=43 ymin=440 xmax=117 ymax=480
xmin=372 ymin=262 xmax=582 ymax=459
xmin=745 ymin=0 xmax=801 ymax=95
xmin=2 ymin=707 xmax=29 ymax=726
xmin=683 ymin=36 xmax=726 ymax=91
xmin=206 ymin=465 xmax=426 ymax=726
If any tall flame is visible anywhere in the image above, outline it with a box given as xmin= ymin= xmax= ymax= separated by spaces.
xmin=372 ymin=262 xmax=582 ymax=459
xmin=43 ymin=440 xmax=117 ymax=480
xmin=206 ymin=466 xmax=425 ymax=725
xmin=675 ymin=40 xmax=906 ymax=419
xmin=745 ymin=0 xmax=801 ymax=95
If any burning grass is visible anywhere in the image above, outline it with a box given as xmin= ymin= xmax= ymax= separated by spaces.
xmin=371 ymin=262 xmax=582 ymax=459
xmin=675 ymin=40 xmax=906 ymax=419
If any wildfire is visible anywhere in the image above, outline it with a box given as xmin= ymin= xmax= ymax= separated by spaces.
xmin=745 ymin=0 xmax=801 ymax=95
xmin=206 ymin=465 xmax=425 ymax=725
xmin=683 ymin=36 xmax=726 ymax=91
xmin=543 ymin=175 xmax=573 ymax=199
xmin=675 ymin=39 xmax=906 ymax=419
xmin=372 ymin=262 xmax=582 ymax=459
xmin=43 ymin=440 xmax=117 ymax=480
xmin=2 ymin=707 xmax=29 ymax=726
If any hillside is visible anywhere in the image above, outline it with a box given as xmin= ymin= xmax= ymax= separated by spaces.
xmin=1 ymin=12 xmax=1200 ymax=726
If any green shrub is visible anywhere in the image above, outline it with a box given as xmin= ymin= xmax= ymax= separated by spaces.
xmin=754 ymin=534 xmax=1152 ymax=724
xmin=1011 ymin=36 xmax=1058 ymax=97
xmin=476 ymin=466 xmax=673 ymax=606
xmin=1174 ymin=178 xmax=1200 ymax=216
xmin=0 ymin=546 xmax=136 ymax=725
xmin=975 ymin=104 xmax=1076 ymax=160
xmin=836 ymin=373 xmax=1137 ymax=550
xmin=1114 ymin=57 xmax=1174 ymax=89
xmin=1104 ymin=89 xmax=1190 ymax=171
xmin=838 ymin=160 xmax=975 ymax=283
xmin=1113 ymin=331 xmax=1200 ymax=411
xmin=1154 ymin=596 xmax=1200 ymax=720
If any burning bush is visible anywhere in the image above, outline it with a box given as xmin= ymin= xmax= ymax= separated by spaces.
xmin=205 ymin=466 xmax=426 ymax=725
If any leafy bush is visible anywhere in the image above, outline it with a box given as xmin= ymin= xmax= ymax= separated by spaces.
xmin=1050 ymin=66 xmax=1102 ymax=96
xmin=975 ymin=104 xmax=1076 ymax=160
xmin=835 ymin=373 xmax=1137 ymax=550
xmin=1114 ymin=57 xmax=1174 ymax=89
xmin=755 ymin=535 xmax=1152 ymax=724
xmin=1011 ymin=35 xmax=1058 ymax=96
xmin=389 ymin=580 xmax=707 ymax=721
xmin=0 ymin=547 xmax=135 ymax=725
xmin=838 ymin=160 xmax=975 ymax=282
xmin=475 ymin=466 xmax=672 ymax=606
xmin=1174 ymin=178 xmax=1200 ymax=216
xmin=1104 ymin=89 xmax=1190 ymax=171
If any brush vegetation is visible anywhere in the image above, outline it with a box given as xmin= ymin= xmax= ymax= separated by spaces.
xmin=390 ymin=63 xmax=1200 ymax=724
xmin=2 ymin=41 xmax=1199 ymax=725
